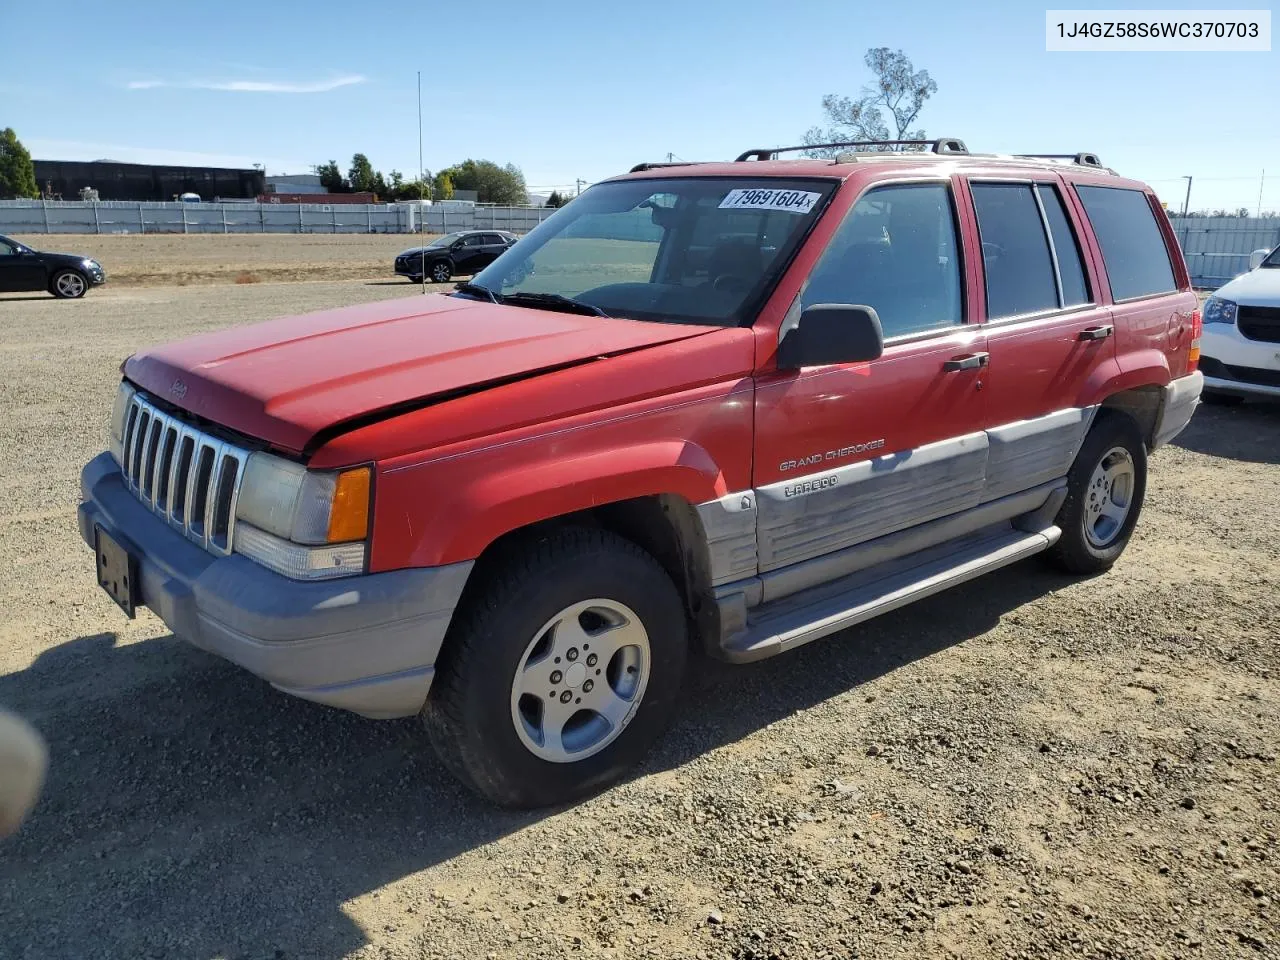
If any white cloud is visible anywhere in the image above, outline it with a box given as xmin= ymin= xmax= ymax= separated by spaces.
xmin=126 ymin=74 xmax=367 ymax=94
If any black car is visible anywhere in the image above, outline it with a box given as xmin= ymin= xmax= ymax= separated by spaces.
xmin=0 ymin=234 xmax=106 ymax=299
xmin=394 ymin=230 xmax=517 ymax=284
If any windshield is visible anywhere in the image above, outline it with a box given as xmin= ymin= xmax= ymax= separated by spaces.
xmin=471 ymin=177 xmax=837 ymax=326
xmin=1264 ymin=246 xmax=1280 ymax=268
xmin=428 ymin=232 xmax=466 ymax=248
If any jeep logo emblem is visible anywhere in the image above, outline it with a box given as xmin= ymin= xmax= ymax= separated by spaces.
xmin=170 ymin=379 xmax=188 ymax=399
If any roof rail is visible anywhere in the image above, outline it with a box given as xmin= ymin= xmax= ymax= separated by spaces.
xmin=1014 ymin=152 xmax=1104 ymax=168
xmin=735 ymin=138 xmax=969 ymax=162
xmin=628 ymin=161 xmax=702 ymax=173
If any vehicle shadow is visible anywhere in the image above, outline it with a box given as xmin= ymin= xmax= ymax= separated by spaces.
xmin=0 ymin=560 xmax=1076 ymax=959
xmin=0 ymin=294 xmax=54 ymax=302
xmin=1173 ymin=398 xmax=1280 ymax=464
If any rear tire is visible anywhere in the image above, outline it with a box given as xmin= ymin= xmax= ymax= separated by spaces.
xmin=1045 ymin=411 xmax=1147 ymax=575
xmin=424 ymin=529 xmax=688 ymax=808
xmin=1202 ymin=390 xmax=1244 ymax=406
xmin=50 ymin=270 xmax=87 ymax=299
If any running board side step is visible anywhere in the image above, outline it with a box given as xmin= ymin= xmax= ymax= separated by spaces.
xmin=719 ymin=524 xmax=1061 ymax=663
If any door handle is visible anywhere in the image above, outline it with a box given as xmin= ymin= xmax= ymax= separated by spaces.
xmin=943 ymin=352 xmax=990 ymax=372
xmin=1078 ymin=325 xmax=1114 ymax=341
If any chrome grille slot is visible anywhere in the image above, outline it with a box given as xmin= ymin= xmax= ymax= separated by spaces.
xmin=117 ymin=392 xmax=249 ymax=556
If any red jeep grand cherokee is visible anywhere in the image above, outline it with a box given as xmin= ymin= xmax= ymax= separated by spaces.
xmin=80 ymin=140 xmax=1203 ymax=806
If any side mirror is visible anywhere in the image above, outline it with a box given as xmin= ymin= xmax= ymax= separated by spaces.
xmin=452 ymin=240 xmax=465 ymax=251
xmin=777 ymin=304 xmax=884 ymax=370
xmin=1248 ymin=248 xmax=1270 ymax=271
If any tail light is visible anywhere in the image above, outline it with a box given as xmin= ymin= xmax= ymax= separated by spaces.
xmin=1188 ymin=308 xmax=1202 ymax=372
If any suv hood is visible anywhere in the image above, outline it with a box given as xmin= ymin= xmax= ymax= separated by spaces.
xmin=124 ymin=295 xmax=719 ymax=453
xmin=1216 ymin=267 xmax=1280 ymax=307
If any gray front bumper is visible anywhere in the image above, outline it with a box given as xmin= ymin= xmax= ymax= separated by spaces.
xmin=78 ymin=453 xmax=472 ymax=718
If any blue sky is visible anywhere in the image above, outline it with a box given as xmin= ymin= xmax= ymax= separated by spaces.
xmin=3 ymin=0 xmax=1276 ymax=211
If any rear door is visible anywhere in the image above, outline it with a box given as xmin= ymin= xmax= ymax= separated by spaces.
xmin=480 ymin=233 xmax=508 ymax=267
xmin=752 ymin=180 xmax=989 ymax=576
xmin=965 ymin=178 xmax=1116 ymax=501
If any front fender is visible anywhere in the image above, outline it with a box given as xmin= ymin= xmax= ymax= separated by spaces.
xmin=376 ymin=440 xmax=731 ymax=568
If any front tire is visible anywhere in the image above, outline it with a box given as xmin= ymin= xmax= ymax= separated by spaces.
xmin=429 ymin=260 xmax=452 ymax=283
xmin=50 ymin=270 xmax=88 ymax=299
xmin=424 ymin=529 xmax=688 ymax=808
xmin=1045 ymin=410 xmax=1147 ymax=575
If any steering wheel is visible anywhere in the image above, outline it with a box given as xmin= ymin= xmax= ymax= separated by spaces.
xmin=712 ymin=273 xmax=750 ymax=295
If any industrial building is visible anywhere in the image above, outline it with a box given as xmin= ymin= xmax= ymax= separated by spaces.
xmin=33 ymin=160 xmax=265 ymax=202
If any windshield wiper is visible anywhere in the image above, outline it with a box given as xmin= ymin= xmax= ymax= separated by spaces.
xmin=453 ymin=281 xmax=501 ymax=303
xmin=502 ymin=292 xmax=611 ymax=318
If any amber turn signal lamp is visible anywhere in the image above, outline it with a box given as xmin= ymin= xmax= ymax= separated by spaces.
xmin=327 ymin=467 xmax=371 ymax=543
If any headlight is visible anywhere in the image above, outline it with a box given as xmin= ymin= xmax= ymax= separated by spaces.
xmin=1202 ymin=297 xmax=1238 ymax=325
xmin=233 ymin=452 xmax=372 ymax=580
xmin=108 ymin=381 xmax=137 ymax=465
xmin=82 ymin=258 xmax=99 ymax=270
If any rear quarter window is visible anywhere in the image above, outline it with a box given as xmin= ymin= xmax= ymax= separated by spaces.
xmin=1075 ymin=185 xmax=1177 ymax=301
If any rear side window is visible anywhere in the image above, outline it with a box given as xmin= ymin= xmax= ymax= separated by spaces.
xmin=1036 ymin=185 xmax=1090 ymax=307
xmin=971 ymin=183 xmax=1058 ymax=319
xmin=1075 ymin=186 xmax=1177 ymax=300
xmin=802 ymin=183 xmax=963 ymax=338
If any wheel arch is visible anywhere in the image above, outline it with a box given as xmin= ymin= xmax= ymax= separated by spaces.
xmin=453 ymin=492 xmax=720 ymax=654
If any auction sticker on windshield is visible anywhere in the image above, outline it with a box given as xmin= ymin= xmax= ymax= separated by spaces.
xmin=719 ymin=188 xmax=821 ymax=214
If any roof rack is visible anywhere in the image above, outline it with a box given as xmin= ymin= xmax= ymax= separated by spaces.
xmin=628 ymin=161 xmax=703 ymax=173
xmin=1013 ymin=152 xmax=1104 ymax=168
xmin=735 ymin=138 xmax=969 ymax=162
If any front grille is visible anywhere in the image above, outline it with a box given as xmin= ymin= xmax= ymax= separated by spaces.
xmin=1238 ymin=305 xmax=1280 ymax=343
xmin=120 ymin=392 xmax=248 ymax=556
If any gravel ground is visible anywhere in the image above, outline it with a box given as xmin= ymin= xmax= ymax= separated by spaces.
xmin=0 ymin=280 xmax=1276 ymax=960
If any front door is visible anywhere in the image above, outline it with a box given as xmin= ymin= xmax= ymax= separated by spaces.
xmin=753 ymin=181 xmax=988 ymax=574
xmin=453 ymin=234 xmax=488 ymax=274
xmin=965 ymin=178 xmax=1118 ymax=500
xmin=0 ymin=239 xmax=44 ymax=292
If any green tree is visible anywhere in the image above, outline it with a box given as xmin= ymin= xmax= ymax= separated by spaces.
xmin=433 ymin=170 xmax=455 ymax=200
xmin=545 ymin=190 xmax=569 ymax=208
xmin=0 ymin=127 xmax=38 ymax=199
xmin=348 ymin=153 xmax=377 ymax=193
xmin=315 ymin=160 xmax=349 ymax=193
xmin=801 ymin=48 xmax=938 ymax=156
xmin=436 ymin=159 xmax=527 ymax=205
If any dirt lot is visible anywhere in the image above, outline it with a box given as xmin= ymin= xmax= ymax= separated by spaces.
xmin=10 ymin=233 xmax=436 ymax=286
xmin=0 ymin=280 xmax=1276 ymax=960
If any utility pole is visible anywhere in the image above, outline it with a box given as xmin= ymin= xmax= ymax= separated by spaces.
xmin=418 ymin=70 xmax=426 ymax=294
xmin=1258 ymin=169 xmax=1266 ymax=218
xmin=1181 ymin=175 xmax=1193 ymax=217
xmin=666 ymin=152 xmax=674 ymax=163
xmin=575 ymin=178 xmax=586 ymax=196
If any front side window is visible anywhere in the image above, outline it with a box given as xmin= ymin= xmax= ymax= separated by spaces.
xmin=473 ymin=177 xmax=836 ymax=326
xmin=462 ymin=234 xmax=486 ymax=247
xmin=1075 ymin=185 xmax=1177 ymax=300
xmin=801 ymin=182 xmax=963 ymax=338
xmin=429 ymin=232 xmax=465 ymax=248
xmin=1262 ymin=245 xmax=1280 ymax=268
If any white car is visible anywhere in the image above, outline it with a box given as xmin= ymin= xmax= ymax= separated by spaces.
xmin=1199 ymin=244 xmax=1280 ymax=403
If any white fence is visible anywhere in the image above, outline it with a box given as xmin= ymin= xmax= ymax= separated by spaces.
xmin=0 ymin=200 xmax=557 ymax=236
xmin=1169 ymin=216 xmax=1280 ymax=289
